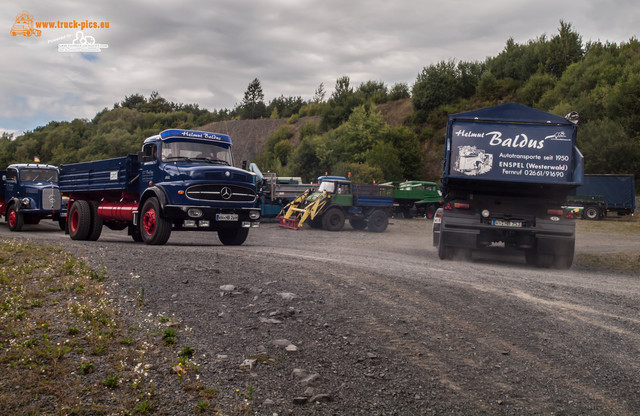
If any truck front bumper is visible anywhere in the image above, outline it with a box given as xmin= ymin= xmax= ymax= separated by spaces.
xmin=161 ymin=205 xmax=260 ymax=230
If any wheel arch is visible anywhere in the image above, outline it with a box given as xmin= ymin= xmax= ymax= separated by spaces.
xmin=138 ymin=186 xmax=169 ymax=222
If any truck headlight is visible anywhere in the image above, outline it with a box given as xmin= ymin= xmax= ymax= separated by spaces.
xmin=21 ymin=198 xmax=30 ymax=208
xmin=249 ymin=210 xmax=261 ymax=220
xmin=481 ymin=209 xmax=490 ymax=218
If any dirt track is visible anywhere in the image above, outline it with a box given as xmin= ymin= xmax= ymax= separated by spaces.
xmin=3 ymin=218 xmax=640 ymax=415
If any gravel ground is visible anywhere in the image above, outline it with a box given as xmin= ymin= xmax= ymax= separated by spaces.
xmin=3 ymin=218 xmax=640 ymax=415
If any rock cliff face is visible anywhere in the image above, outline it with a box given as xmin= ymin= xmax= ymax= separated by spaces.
xmin=199 ymin=117 xmax=320 ymax=167
xmin=198 ymin=99 xmax=414 ymax=169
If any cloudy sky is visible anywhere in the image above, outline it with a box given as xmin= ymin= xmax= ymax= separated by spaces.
xmin=2 ymin=0 xmax=638 ymax=136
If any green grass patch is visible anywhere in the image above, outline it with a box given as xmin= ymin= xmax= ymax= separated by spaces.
xmin=0 ymin=239 xmax=155 ymax=414
xmin=0 ymin=239 xmax=259 ymax=415
xmin=574 ymin=251 xmax=640 ymax=273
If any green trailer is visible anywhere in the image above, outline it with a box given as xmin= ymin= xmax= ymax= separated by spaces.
xmin=384 ymin=181 xmax=443 ymax=218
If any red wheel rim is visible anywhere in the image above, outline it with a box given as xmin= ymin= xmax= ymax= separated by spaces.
xmin=143 ymin=208 xmax=156 ymax=235
xmin=427 ymin=207 xmax=435 ymax=219
xmin=8 ymin=210 xmax=16 ymax=228
xmin=70 ymin=209 xmax=79 ymax=232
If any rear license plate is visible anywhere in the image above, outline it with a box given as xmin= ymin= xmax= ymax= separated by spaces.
xmin=492 ymin=219 xmax=522 ymax=228
xmin=216 ymin=214 xmax=238 ymax=221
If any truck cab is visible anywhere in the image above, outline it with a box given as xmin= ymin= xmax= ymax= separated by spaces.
xmin=0 ymin=164 xmax=66 ymax=231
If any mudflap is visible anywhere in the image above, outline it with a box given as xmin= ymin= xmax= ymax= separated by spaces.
xmin=440 ymin=228 xmax=479 ymax=249
xmin=535 ymin=235 xmax=575 ymax=255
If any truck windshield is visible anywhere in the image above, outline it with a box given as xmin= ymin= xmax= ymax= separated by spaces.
xmin=317 ymin=181 xmax=336 ymax=193
xmin=19 ymin=168 xmax=58 ymax=183
xmin=161 ymin=140 xmax=232 ymax=165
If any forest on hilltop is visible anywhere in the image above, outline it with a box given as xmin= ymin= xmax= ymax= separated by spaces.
xmin=1 ymin=22 xmax=638 ymax=189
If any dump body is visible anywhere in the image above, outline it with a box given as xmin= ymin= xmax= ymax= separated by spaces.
xmin=567 ymin=174 xmax=636 ymax=219
xmin=59 ymin=129 xmax=260 ymax=245
xmin=437 ymin=103 xmax=583 ymax=269
xmin=0 ymin=164 xmax=66 ymax=231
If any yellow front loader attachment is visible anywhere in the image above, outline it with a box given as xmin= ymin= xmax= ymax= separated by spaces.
xmin=278 ymin=190 xmax=330 ymax=230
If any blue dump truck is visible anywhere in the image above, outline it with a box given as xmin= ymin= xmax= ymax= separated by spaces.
xmin=0 ymin=164 xmax=66 ymax=231
xmin=435 ymin=103 xmax=584 ymax=269
xmin=567 ymin=174 xmax=636 ymax=220
xmin=59 ymin=129 xmax=260 ymax=245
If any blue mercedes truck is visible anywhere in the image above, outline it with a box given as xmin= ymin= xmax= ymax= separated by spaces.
xmin=59 ymin=129 xmax=260 ymax=245
xmin=436 ymin=103 xmax=584 ymax=269
xmin=0 ymin=164 xmax=66 ymax=231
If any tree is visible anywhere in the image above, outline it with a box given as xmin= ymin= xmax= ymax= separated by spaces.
xmin=266 ymin=95 xmax=304 ymax=118
xmin=517 ymin=72 xmax=557 ymax=106
xmin=366 ymin=141 xmax=403 ymax=181
xmin=357 ymin=80 xmax=388 ymax=104
xmin=331 ymin=104 xmax=385 ymax=163
xmin=412 ymin=60 xmax=461 ymax=115
xmin=290 ymin=135 xmax=334 ymax=183
xmin=321 ymin=76 xmax=363 ymax=130
xmin=388 ymin=83 xmax=410 ymax=100
xmin=313 ymin=82 xmax=326 ymax=103
xmin=241 ymin=78 xmax=267 ymax=119
xmin=545 ymin=21 xmax=584 ymax=78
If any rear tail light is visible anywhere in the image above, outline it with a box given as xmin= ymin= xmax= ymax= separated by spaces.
xmin=547 ymin=209 xmax=564 ymax=216
xmin=454 ymin=202 xmax=470 ymax=210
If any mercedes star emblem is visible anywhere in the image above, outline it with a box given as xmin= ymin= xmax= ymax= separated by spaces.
xmin=220 ymin=187 xmax=233 ymax=200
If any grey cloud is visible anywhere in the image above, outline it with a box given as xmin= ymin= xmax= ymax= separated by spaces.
xmin=1 ymin=0 xmax=638 ymax=132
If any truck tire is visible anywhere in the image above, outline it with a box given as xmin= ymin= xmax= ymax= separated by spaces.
xmin=87 ymin=201 xmax=103 ymax=241
xmin=58 ymin=217 xmax=67 ymax=231
xmin=129 ymin=225 xmax=143 ymax=242
xmin=322 ymin=208 xmax=345 ymax=231
xmin=140 ymin=198 xmax=171 ymax=245
xmin=584 ymin=206 xmax=600 ymax=220
xmin=7 ymin=205 xmax=24 ymax=232
xmin=308 ymin=217 xmax=323 ymax=229
xmin=349 ymin=218 xmax=367 ymax=230
xmin=425 ymin=205 xmax=436 ymax=219
xmin=367 ymin=210 xmax=388 ymax=233
xmin=69 ymin=200 xmax=91 ymax=240
xmin=218 ymin=228 xmax=249 ymax=245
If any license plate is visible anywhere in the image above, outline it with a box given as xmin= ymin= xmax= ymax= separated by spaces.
xmin=492 ymin=219 xmax=522 ymax=228
xmin=433 ymin=217 xmax=441 ymax=224
xmin=216 ymin=213 xmax=238 ymax=221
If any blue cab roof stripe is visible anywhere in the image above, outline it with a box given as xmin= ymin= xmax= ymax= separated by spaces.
xmin=159 ymin=129 xmax=232 ymax=145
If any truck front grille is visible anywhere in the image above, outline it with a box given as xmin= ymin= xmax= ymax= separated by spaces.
xmin=186 ymin=184 xmax=256 ymax=203
xmin=42 ymin=188 xmax=61 ymax=210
